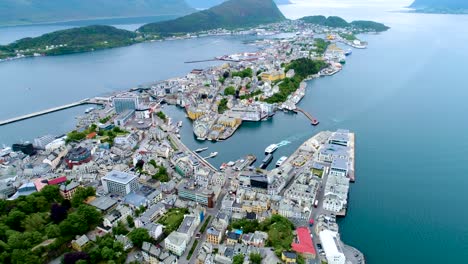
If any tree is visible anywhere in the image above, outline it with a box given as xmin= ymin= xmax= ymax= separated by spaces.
xmin=233 ymin=254 xmax=244 ymax=264
xmin=21 ymin=213 xmax=47 ymax=232
xmin=249 ymin=253 xmax=262 ymax=264
xmin=64 ymin=252 xmax=90 ymax=264
xmin=76 ymin=205 xmax=102 ymax=227
xmin=5 ymin=210 xmax=26 ymax=231
xmin=128 ymin=228 xmax=151 ymax=248
xmin=50 ymin=203 xmax=68 ymax=224
xmin=101 ymin=246 xmax=115 ymax=260
xmin=71 ymin=187 xmax=95 ymax=208
xmin=45 ymin=224 xmax=61 ymax=238
xmin=126 ymin=215 xmax=135 ymax=228
xmin=224 ymin=86 xmax=236 ymax=96
xmin=40 ymin=185 xmax=63 ymax=203
xmin=112 ymin=221 xmax=129 ymax=236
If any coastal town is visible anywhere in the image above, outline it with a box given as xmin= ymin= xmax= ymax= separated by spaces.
xmin=0 ymin=19 xmax=372 ymax=264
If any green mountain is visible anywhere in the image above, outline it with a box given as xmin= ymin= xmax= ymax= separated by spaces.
xmin=0 ymin=0 xmax=194 ymax=26
xmin=185 ymin=0 xmax=291 ymax=8
xmin=410 ymin=0 xmax=468 ymax=13
xmin=300 ymin=16 xmax=390 ymax=32
xmin=0 ymin=25 xmax=138 ymax=59
xmin=139 ymin=0 xmax=286 ymax=35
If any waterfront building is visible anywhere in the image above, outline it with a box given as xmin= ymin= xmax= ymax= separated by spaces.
xmin=114 ymin=109 xmax=135 ymax=126
xmin=101 ymin=170 xmax=139 ymax=196
xmin=319 ymin=230 xmax=346 ymax=264
xmin=329 ymin=157 xmax=349 ymax=177
xmin=113 ymin=96 xmax=140 ymax=114
xmin=164 ymin=231 xmax=189 ymax=256
xmin=318 ymin=144 xmax=349 ymax=163
xmin=12 ymin=142 xmax=36 ymax=155
xmin=328 ymin=129 xmax=350 ymax=147
xmin=291 ymin=227 xmax=316 ymax=259
xmin=65 ymin=146 xmax=92 ymax=169
xmin=33 ymin=134 xmax=55 ymax=149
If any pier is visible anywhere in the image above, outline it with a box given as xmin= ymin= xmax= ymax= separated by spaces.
xmin=293 ymin=107 xmax=319 ymax=125
xmin=0 ymin=98 xmax=104 ymax=126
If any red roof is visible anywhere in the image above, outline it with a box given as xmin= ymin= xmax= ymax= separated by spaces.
xmin=291 ymin=227 xmax=316 ymax=256
xmin=48 ymin=176 xmax=67 ymax=185
xmin=87 ymin=132 xmax=97 ymax=139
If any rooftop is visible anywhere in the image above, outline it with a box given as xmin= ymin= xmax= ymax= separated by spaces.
xmin=89 ymin=196 xmax=118 ymax=211
xmin=291 ymin=227 xmax=316 ymax=256
xmin=103 ymin=170 xmax=137 ymax=184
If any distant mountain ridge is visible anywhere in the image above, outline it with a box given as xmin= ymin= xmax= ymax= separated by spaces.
xmin=410 ymin=0 xmax=468 ymax=13
xmin=185 ymin=0 xmax=291 ymax=8
xmin=139 ymin=0 xmax=286 ymax=35
xmin=300 ymin=16 xmax=389 ymax=32
xmin=0 ymin=0 xmax=194 ymax=26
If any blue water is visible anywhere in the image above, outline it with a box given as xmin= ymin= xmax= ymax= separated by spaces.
xmin=1 ymin=1 xmax=468 ymax=263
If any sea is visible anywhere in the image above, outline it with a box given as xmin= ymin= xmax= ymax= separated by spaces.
xmin=1 ymin=0 xmax=468 ymax=263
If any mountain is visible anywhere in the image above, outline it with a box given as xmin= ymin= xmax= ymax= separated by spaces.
xmin=185 ymin=0 xmax=291 ymax=9
xmin=300 ymin=16 xmax=390 ymax=32
xmin=410 ymin=0 xmax=468 ymax=13
xmin=0 ymin=0 xmax=194 ymax=26
xmin=139 ymin=0 xmax=286 ymax=35
xmin=0 ymin=25 xmax=138 ymax=59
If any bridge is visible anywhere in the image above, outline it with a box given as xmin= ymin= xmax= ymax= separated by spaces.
xmin=0 ymin=98 xmax=105 ymax=126
xmin=294 ymin=107 xmax=319 ymax=125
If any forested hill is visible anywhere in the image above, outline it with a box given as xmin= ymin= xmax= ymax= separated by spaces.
xmin=0 ymin=25 xmax=138 ymax=59
xmin=300 ymin=16 xmax=390 ymax=32
xmin=138 ymin=0 xmax=286 ymax=35
xmin=0 ymin=0 xmax=194 ymax=26
xmin=410 ymin=0 xmax=468 ymax=13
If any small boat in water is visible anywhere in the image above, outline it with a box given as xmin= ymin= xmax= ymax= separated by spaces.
xmin=265 ymin=144 xmax=278 ymax=154
xmin=312 ymin=119 xmax=320 ymax=126
xmin=261 ymin=154 xmax=273 ymax=169
xmin=195 ymin=147 xmax=208 ymax=153
xmin=177 ymin=121 xmax=183 ymax=128
xmin=276 ymin=156 xmax=288 ymax=167
xmin=345 ymin=49 xmax=352 ymax=56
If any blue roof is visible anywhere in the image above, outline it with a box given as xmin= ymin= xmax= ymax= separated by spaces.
xmin=331 ymin=157 xmax=348 ymax=170
xmin=234 ymin=229 xmax=243 ymax=235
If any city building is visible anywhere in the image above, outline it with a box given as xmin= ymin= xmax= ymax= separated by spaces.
xmin=59 ymin=181 xmax=80 ymax=199
xmin=291 ymin=227 xmax=316 ymax=259
xmin=319 ymin=230 xmax=346 ymax=264
xmin=164 ymin=231 xmax=189 ymax=256
xmin=65 ymin=146 xmax=92 ymax=169
xmin=177 ymin=180 xmax=215 ymax=208
xmin=33 ymin=135 xmax=55 ymax=149
xmin=101 ymin=170 xmax=139 ymax=196
xmin=282 ymin=251 xmax=297 ymax=263
xmin=89 ymin=196 xmax=118 ymax=214
xmin=113 ymin=96 xmax=140 ymax=114
xmin=114 ymin=109 xmax=135 ymax=126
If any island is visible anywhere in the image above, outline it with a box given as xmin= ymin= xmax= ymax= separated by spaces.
xmin=410 ymin=0 xmax=468 ymax=14
xmin=0 ymin=0 xmax=194 ymax=26
xmin=138 ymin=0 xmax=286 ymax=36
xmin=300 ymin=15 xmax=390 ymax=33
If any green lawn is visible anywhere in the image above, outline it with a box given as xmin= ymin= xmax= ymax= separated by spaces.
xmin=157 ymin=208 xmax=189 ymax=235
xmin=312 ymin=168 xmax=324 ymax=178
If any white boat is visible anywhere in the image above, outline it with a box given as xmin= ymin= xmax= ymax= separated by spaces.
xmin=276 ymin=156 xmax=288 ymax=167
xmin=177 ymin=121 xmax=183 ymax=128
xmin=195 ymin=147 xmax=208 ymax=153
xmin=85 ymin=107 xmax=94 ymax=114
xmin=265 ymin=144 xmax=278 ymax=154
xmin=210 ymin=152 xmax=218 ymax=157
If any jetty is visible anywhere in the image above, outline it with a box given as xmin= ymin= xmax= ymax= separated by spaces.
xmin=294 ymin=107 xmax=319 ymax=125
xmin=0 ymin=98 xmax=104 ymax=126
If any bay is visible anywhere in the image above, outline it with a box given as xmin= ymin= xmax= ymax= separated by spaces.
xmin=1 ymin=1 xmax=468 ymax=263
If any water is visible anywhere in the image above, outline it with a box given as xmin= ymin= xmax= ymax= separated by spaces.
xmin=1 ymin=1 xmax=468 ymax=263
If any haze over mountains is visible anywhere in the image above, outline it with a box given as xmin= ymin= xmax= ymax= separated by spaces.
xmin=0 ymin=0 xmax=194 ymax=26
xmin=185 ymin=0 xmax=291 ymax=8
xmin=410 ymin=0 xmax=468 ymax=12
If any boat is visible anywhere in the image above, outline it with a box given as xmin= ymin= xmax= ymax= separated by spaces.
xmin=265 ymin=144 xmax=278 ymax=154
xmin=210 ymin=152 xmax=218 ymax=157
xmin=339 ymin=59 xmax=346 ymax=64
xmin=312 ymin=119 xmax=320 ymax=126
xmin=345 ymin=49 xmax=352 ymax=56
xmin=85 ymin=107 xmax=94 ymax=114
xmin=260 ymin=154 xmax=273 ymax=169
xmin=195 ymin=147 xmax=208 ymax=153
xmin=276 ymin=156 xmax=288 ymax=167
xmin=177 ymin=121 xmax=183 ymax=128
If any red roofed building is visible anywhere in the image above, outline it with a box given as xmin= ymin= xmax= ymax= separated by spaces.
xmin=291 ymin=227 xmax=316 ymax=259
xmin=48 ymin=176 xmax=67 ymax=185
xmin=86 ymin=132 xmax=97 ymax=139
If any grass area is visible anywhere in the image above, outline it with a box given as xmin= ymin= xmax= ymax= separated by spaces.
xmin=186 ymin=239 xmax=199 ymax=260
xmin=168 ymin=136 xmax=179 ymax=151
xmin=312 ymin=168 xmax=324 ymax=178
xmin=339 ymin=33 xmax=356 ymax=41
xmin=199 ymin=215 xmax=212 ymax=233
xmin=157 ymin=208 xmax=189 ymax=235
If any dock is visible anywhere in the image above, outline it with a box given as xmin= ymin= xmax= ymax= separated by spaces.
xmin=0 ymin=98 xmax=104 ymax=126
xmin=293 ymin=107 xmax=319 ymax=125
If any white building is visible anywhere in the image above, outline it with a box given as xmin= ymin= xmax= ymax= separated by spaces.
xmin=101 ymin=170 xmax=139 ymax=196
xmin=319 ymin=230 xmax=346 ymax=264
xmin=164 ymin=231 xmax=189 ymax=256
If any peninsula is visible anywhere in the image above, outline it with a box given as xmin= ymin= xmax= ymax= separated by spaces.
xmin=0 ymin=0 xmax=194 ymax=26
xmin=138 ymin=0 xmax=286 ymax=36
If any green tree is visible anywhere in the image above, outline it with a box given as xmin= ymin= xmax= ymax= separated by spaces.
xmin=249 ymin=252 xmax=262 ymax=264
xmin=101 ymin=246 xmax=115 ymax=260
xmin=233 ymin=254 xmax=244 ymax=264
xmin=21 ymin=213 xmax=47 ymax=232
xmin=224 ymin=86 xmax=236 ymax=96
xmin=128 ymin=228 xmax=151 ymax=248
xmin=126 ymin=215 xmax=135 ymax=228
xmin=5 ymin=210 xmax=26 ymax=231
xmin=40 ymin=185 xmax=62 ymax=203
xmin=45 ymin=224 xmax=61 ymax=238
xmin=71 ymin=187 xmax=95 ymax=208
xmin=112 ymin=221 xmax=129 ymax=236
